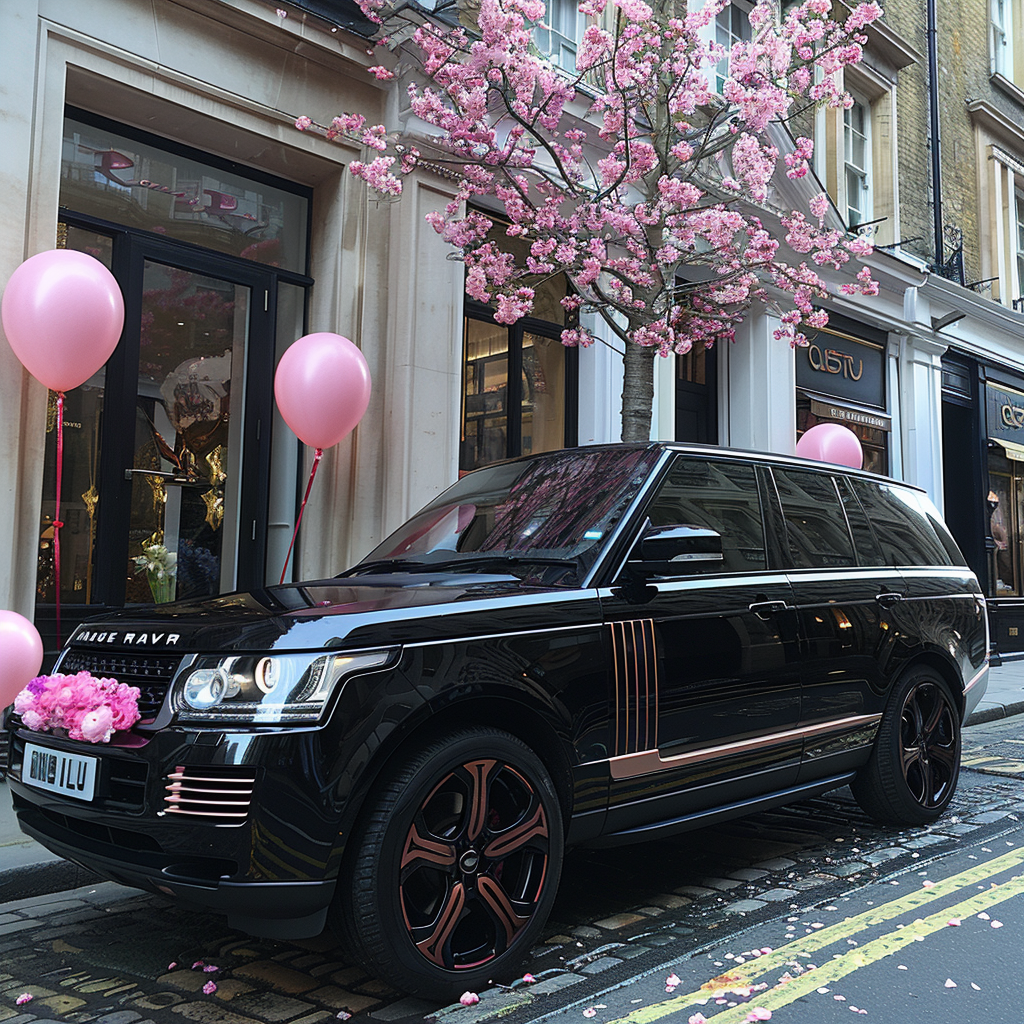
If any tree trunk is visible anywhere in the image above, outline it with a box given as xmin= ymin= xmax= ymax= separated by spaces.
xmin=621 ymin=342 xmax=656 ymax=442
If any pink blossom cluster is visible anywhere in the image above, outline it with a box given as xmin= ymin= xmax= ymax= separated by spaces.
xmin=297 ymin=0 xmax=883 ymax=396
xmin=14 ymin=672 xmax=141 ymax=744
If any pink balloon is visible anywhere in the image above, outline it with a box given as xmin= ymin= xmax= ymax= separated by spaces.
xmin=796 ymin=422 xmax=864 ymax=469
xmin=0 ymin=610 xmax=44 ymax=709
xmin=2 ymin=249 xmax=124 ymax=392
xmin=274 ymin=333 xmax=371 ymax=448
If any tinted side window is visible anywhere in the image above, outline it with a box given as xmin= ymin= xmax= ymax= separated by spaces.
xmin=772 ymin=468 xmax=856 ymax=569
xmin=913 ymin=492 xmax=968 ymax=567
xmin=645 ymin=458 xmax=766 ymax=573
xmin=836 ymin=476 xmax=884 ymax=566
xmin=850 ymin=479 xmax=953 ymax=567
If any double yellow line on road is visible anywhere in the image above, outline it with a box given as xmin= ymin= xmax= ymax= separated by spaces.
xmin=610 ymin=845 xmax=1024 ymax=1023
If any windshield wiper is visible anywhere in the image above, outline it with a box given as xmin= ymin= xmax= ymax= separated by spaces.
xmin=423 ymin=555 xmax=580 ymax=572
xmin=338 ymin=559 xmax=430 ymax=577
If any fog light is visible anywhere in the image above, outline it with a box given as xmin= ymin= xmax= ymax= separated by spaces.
xmin=183 ymin=668 xmax=226 ymax=709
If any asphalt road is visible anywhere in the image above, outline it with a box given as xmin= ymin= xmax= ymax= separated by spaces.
xmin=0 ymin=718 xmax=1021 ymax=1024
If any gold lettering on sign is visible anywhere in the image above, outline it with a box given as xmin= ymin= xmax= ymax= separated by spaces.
xmin=1001 ymin=403 xmax=1024 ymax=429
xmin=807 ymin=345 xmax=863 ymax=380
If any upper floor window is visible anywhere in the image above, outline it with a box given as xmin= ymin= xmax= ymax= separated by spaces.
xmin=535 ymin=0 xmax=584 ymax=73
xmin=844 ymin=94 xmax=872 ymax=228
xmin=993 ymin=0 xmax=1014 ymax=78
xmin=715 ymin=2 xmax=752 ymax=94
xmin=1016 ymin=188 xmax=1024 ymax=297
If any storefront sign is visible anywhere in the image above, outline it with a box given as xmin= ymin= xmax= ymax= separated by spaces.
xmin=796 ymin=330 xmax=885 ymax=408
xmin=986 ymin=382 xmax=1024 ymax=445
xmin=809 ymin=399 xmax=890 ymax=432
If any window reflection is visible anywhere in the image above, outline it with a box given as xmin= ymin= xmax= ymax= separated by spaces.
xmin=61 ymin=116 xmax=308 ymax=273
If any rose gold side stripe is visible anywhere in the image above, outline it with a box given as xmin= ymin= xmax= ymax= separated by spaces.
xmin=605 ymin=713 xmax=882 ymax=780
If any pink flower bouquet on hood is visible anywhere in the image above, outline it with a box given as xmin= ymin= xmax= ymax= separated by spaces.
xmin=14 ymin=671 xmax=141 ymax=743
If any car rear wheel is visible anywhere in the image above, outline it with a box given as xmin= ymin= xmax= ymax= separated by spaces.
xmin=336 ymin=728 xmax=564 ymax=1000
xmin=852 ymin=668 xmax=961 ymax=825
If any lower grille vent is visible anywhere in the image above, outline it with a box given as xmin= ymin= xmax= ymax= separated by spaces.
xmin=163 ymin=765 xmax=257 ymax=825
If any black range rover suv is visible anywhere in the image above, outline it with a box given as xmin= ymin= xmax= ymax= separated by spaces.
xmin=5 ymin=443 xmax=988 ymax=997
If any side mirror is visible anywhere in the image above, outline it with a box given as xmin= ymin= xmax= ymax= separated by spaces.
xmin=628 ymin=524 xmax=724 ymax=577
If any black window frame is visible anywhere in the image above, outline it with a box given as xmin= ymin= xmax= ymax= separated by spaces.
xmin=461 ymin=300 xmax=579 ymax=471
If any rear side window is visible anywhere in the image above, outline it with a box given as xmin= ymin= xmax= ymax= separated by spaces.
xmin=772 ymin=468 xmax=856 ymax=569
xmin=913 ymin=492 xmax=968 ymax=567
xmin=644 ymin=458 xmax=766 ymax=573
xmin=849 ymin=479 xmax=953 ymax=567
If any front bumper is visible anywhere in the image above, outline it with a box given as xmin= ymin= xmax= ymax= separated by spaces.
xmin=5 ymin=721 xmax=345 ymax=939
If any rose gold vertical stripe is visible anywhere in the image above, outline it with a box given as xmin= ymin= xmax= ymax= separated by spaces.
xmin=649 ymin=620 xmax=659 ymax=750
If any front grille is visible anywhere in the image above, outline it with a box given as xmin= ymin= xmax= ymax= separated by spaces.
xmin=57 ymin=650 xmax=184 ymax=721
xmin=163 ymin=765 xmax=257 ymax=825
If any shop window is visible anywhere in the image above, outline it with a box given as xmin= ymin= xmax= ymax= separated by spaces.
xmin=987 ymin=447 xmax=1021 ymax=595
xmin=35 ymin=226 xmax=112 ymax=607
xmin=461 ymin=319 xmax=573 ymax=472
xmin=460 ymin=216 xmax=576 ymax=473
xmin=61 ymin=110 xmax=309 ymax=274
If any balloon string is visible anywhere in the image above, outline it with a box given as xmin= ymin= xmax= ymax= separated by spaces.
xmin=54 ymin=391 xmax=65 ymax=649
xmin=280 ymin=448 xmax=323 ymax=586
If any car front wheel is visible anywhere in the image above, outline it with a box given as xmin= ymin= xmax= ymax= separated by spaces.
xmin=336 ymin=728 xmax=564 ymax=1000
xmin=852 ymin=668 xmax=961 ymax=825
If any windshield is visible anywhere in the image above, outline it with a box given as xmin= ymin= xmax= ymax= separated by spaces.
xmin=350 ymin=447 xmax=661 ymax=583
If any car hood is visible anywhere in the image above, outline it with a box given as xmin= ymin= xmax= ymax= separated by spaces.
xmin=67 ymin=572 xmax=599 ymax=654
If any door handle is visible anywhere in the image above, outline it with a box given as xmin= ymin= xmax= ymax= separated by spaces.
xmin=875 ymin=591 xmax=904 ymax=607
xmin=124 ymin=468 xmax=210 ymax=488
xmin=749 ymin=599 xmax=789 ymax=618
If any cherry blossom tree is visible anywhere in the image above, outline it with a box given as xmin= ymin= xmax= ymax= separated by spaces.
xmin=298 ymin=0 xmax=883 ymax=440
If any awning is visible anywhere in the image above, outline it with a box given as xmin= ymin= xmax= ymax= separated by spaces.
xmin=801 ymin=391 xmax=891 ymax=432
xmin=992 ymin=438 xmax=1024 ymax=462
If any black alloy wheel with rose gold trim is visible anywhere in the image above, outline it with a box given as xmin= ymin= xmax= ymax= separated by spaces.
xmin=851 ymin=667 xmax=962 ymax=826
xmin=335 ymin=728 xmax=564 ymax=1000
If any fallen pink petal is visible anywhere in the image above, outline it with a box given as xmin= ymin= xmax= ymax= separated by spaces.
xmin=192 ymin=961 xmax=204 ymax=969
xmin=167 ymin=962 xmax=177 ymax=970
xmin=746 ymin=1009 xmax=771 ymax=1022
xmin=203 ymin=981 xmax=217 ymax=995
xmin=991 ymin=920 xmax=1004 ymax=928
xmin=945 ymin=979 xmax=957 ymax=988
xmin=583 ymin=1010 xmax=597 ymax=1019
xmin=666 ymin=974 xmax=681 ymax=988
xmin=203 ymin=965 xmax=219 ymax=973
xmin=922 ymin=880 xmax=936 ymax=888
xmin=947 ymin=919 xmax=960 ymax=927
xmin=688 ymin=1015 xmax=708 ymax=1024
xmin=15 ymin=994 xmax=33 ymax=1006
xmin=522 ymin=974 xmax=536 ymax=984
xmin=460 ymin=992 xmax=480 ymax=1007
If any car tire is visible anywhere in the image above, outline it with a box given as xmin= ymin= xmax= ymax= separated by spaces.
xmin=335 ymin=728 xmax=564 ymax=1001
xmin=851 ymin=667 xmax=961 ymax=826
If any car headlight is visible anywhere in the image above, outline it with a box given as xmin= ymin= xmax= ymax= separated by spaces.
xmin=172 ymin=649 xmax=395 ymax=724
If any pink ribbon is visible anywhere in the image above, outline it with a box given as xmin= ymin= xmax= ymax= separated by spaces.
xmin=54 ymin=391 xmax=66 ymax=647
xmin=280 ymin=447 xmax=323 ymax=586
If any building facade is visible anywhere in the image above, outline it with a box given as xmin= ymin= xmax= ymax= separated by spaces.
xmin=2 ymin=1 xmax=1023 ymax=659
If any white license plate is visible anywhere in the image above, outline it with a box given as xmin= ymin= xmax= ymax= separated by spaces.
xmin=23 ymin=742 xmax=98 ymax=802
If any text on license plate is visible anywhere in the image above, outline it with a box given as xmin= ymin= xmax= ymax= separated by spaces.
xmin=23 ymin=742 xmax=98 ymax=802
